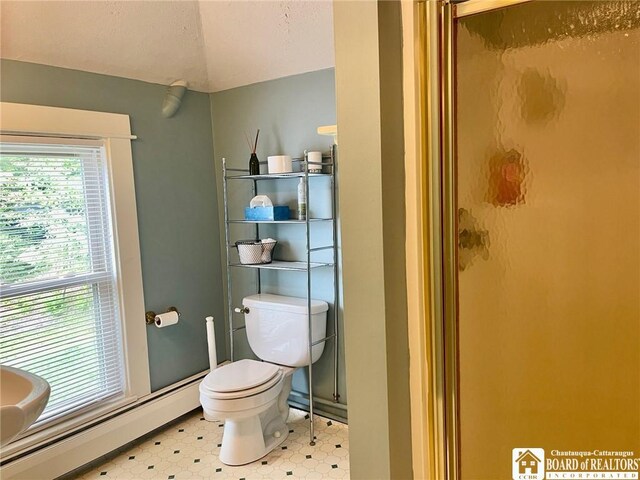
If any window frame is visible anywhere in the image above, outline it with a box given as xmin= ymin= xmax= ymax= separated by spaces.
xmin=0 ymin=102 xmax=150 ymax=451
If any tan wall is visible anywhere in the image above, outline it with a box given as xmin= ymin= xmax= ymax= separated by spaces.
xmin=333 ymin=1 xmax=413 ymax=478
xmin=456 ymin=5 xmax=640 ymax=479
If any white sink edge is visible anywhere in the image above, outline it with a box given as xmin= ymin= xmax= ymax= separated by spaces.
xmin=0 ymin=365 xmax=51 ymax=447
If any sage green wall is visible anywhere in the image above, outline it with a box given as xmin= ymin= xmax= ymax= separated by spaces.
xmin=334 ymin=2 xmax=412 ymax=479
xmin=209 ymin=69 xmax=347 ymax=418
xmin=0 ymin=59 xmax=226 ymax=392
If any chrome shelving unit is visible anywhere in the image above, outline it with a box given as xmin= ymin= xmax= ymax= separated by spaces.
xmin=222 ymin=145 xmax=339 ymax=446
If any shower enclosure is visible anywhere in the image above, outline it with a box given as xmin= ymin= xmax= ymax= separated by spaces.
xmin=423 ymin=1 xmax=640 ymax=478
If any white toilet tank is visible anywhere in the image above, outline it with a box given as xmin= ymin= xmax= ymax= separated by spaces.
xmin=242 ymin=294 xmax=328 ymax=368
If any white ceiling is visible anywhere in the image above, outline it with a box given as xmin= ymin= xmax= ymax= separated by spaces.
xmin=0 ymin=1 xmax=335 ymax=93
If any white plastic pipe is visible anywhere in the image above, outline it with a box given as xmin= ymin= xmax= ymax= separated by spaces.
xmin=203 ymin=316 xmax=219 ymax=422
xmin=161 ymin=80 xmax=188 ymax=118
xmin=205 ymin=316 xmax=217 ymax=371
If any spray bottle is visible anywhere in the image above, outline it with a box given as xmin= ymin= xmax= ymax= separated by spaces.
xmin=297 ymin=178 xmax=307 ymax=220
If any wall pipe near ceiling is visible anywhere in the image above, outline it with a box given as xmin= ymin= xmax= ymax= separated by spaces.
xmin=162 ymin=80 xmax=188 ymax=118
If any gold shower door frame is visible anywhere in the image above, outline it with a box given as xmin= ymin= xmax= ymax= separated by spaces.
xmin=420 ymin=1 xmax=536 ymax=479
xmin=420 ymin=1 xmax=640 ymax=478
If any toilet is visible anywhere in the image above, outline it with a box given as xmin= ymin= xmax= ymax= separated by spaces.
xmin=199 ymin=293 xmax=328 ymax=466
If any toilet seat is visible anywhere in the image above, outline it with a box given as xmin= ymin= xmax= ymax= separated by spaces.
xmin=201 ymin=359 xmax=283 ymax=400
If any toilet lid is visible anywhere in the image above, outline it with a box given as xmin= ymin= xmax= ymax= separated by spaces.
xmin=202 ymin=359 xmax=280 ymax=393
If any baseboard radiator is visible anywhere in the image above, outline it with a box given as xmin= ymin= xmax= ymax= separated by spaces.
xmin=1 ymin=371 xmax=207 ymax=480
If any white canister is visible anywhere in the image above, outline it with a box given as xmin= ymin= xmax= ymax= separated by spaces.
xmin=307 ymin=151 xmax=323 ymax=173
xmin=267 ymin=155 xmax=293 ymax=174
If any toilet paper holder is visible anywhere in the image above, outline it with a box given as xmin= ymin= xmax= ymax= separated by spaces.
xmin=145 ymin=306 xmax=180 ymax=325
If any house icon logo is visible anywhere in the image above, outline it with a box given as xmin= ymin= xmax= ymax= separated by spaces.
xmin=512 ymin=448 xmax=545 ymax=480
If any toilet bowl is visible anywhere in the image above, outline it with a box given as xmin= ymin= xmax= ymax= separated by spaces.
xmin=200 ymin=359 xmax=295 ymax=465
xmin=199 ymin=294 xmax=328 ymax=466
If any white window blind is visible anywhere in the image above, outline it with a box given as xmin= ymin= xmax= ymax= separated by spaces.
xmin=0 ymin=139 xmax=125 ymax=427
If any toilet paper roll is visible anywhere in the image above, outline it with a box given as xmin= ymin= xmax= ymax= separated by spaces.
xmin=267 ymin=155 xmax=292 ymax=174
xmin=155 ymin=310 xmax=179 ymax=328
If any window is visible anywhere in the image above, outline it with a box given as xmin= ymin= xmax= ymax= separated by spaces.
xmin=0 ymin=103 xmax=149 ymax=456
xmin=0 ymin=139 xmax=125 ymax=425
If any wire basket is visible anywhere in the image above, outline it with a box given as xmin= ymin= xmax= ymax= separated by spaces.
xmin=236 ymin=239 xmax=277 ymax=265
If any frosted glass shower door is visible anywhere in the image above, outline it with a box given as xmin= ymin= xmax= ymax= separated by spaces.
xmin=454 ymin=2 xmax=640 ymax=479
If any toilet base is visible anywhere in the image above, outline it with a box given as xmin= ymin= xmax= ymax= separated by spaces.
xmin=219 ymin=402 xmax=289 ymax=466
xmin=203 ymin=411 xmax=218 ymax=422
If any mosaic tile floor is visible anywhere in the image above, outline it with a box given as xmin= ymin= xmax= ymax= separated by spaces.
xmin=74 ymin=408 xmax=349 ymax=480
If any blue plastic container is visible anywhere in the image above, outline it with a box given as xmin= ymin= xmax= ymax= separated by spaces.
xmin=244 ymin=206 xmax=290 ymax=221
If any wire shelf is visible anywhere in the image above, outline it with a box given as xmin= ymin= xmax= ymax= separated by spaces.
xmin=227 ymin=218 xmax=333 ymax=224
xmin=221 ymin=145 xmax=340 ymax=446
xmin=225 ymin=172 xmax=332 ymax=180
xmin=229 ymin=260 xmax=333 ymax=271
